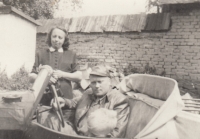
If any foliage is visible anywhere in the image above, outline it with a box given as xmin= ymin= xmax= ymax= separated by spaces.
xmin=0 ymin=66 xmax=31 ymax=91
xmin=146 ymin=0 xmax=160 ymax=13
xmin=2 ymin=0 xmax=82 ymax=19
xmin=124 ymin=63 xmax=166 ymax=77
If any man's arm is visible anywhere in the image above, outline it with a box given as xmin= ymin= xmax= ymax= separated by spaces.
xmin=109 ymin=95 xmax=130 ymax=138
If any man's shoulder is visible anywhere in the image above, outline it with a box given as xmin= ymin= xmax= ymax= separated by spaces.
xmin=78 ymin=88 xmax=93 ymax=101
xmin=107 ymin=88 xmax=128 ymax=103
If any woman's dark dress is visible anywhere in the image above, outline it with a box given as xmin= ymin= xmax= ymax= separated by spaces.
xmin=32 ymin=49 xmax=77 ymax=105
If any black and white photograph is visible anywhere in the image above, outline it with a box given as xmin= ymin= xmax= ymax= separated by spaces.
xmin=0 ymin=0 xmax=200 ymax=139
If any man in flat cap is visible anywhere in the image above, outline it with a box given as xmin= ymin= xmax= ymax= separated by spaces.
xmin=39 ymin=64 xmax=129 ymax=138
xmin=74 ymin=64 xmax=130 ymax=137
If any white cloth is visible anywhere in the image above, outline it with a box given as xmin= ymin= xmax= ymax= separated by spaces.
xmin=49 ymin=47 xmax=63 ymax=53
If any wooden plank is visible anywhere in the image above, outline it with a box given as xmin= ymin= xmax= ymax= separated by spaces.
xmin=104 ymin=15 xmax=111 ymax=32
xmin=94 ymin=16 xmax=103 ymax=32
xmin=158 ymin=0 xmax=200 ymax=5
xmin=76 ymin=17 xmax=84 ymax=32
xmin=90 ymin=16 xmax=97 ymax=32
xmin=110 ymin=15 xmax=118 ymax=32
xmin=81 ymin=16 xmax=89 ymax=32
xmin=145 ymin=14 xmax=157 ymax=31
xmin=163 ymin=13 xmax=171 ymax=30
xmin=115 ymin=15 xmax=124 ymax=32
xmin=122 ymin=15 xmax=130 ymax=32
xmin=155 ymin=13 xmax=163 ymax=30
xmin=88 ymin=16 xmax=96 ymax=32
xmin=139 ymin=13 xmax=147 ymax=31
xmin=99 ymin=15 xmax=107 ymax=32
xmin=68 ymin=17 xmax=79 ymax=32
xmin=84 ymin=16 xmax=93 ymax=33
xmin=135 ymin=14 xmax=142 ymax=31
xmin=87 ymin=17 xmax=95 ymax=33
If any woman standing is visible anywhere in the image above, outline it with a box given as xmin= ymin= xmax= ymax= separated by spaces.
xmin=30 ymin=27 xmax=82 ymax=105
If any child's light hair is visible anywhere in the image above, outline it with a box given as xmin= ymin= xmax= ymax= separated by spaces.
xmin=87 ymin=108 xmax=117 ymax=137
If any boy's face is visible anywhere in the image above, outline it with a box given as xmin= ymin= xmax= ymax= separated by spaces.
xmin=89 ymin=75 xmax=111 ymax=97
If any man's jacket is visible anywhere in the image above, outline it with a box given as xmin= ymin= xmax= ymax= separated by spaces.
xmin=75 ymin=88 xmax=130 ymax=138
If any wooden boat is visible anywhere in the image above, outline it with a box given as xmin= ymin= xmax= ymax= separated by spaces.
xmin=0 ymin=68 xmax=200 ymax=139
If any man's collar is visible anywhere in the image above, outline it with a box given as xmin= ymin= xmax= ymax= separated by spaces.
xmin=49 ymin=47 xmax=63 ymax=53
xmin=89 ymin=92 xmax=110 ymax=103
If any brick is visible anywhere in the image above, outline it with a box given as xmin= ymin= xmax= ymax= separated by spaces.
xmin=154 ymin=65 xmax=163 ymax=68
xmin=140 ymin=57 xmax=151 ymax=61
xmin=121 ymin=41 xmax=127 ymax=45
xmin=151 ymin=58 xmax=163 ymax=62
xmin=182 ymin=35 xmax=189 ymax=39
xmin=190 ymin=74 xmax=199 ymax=80
xmin=193 ymin=56 xmax=200 ymax=60
xmin=176 ymin=68 xmax=186 ymax=72
xmin=184 ymin=53 xmax=196 ymax=56
xmin=177 ymin=59 xmax=189 ymax=63
xmin=131 ymin=64 xmax=142 ymax=67
xmin=164 ymin=65 xmax=175 ymax=69
xmin=190 ymin=60 xmax=199 ymax=64
xmin=116 ymin=51 xmax=124 ymax=54
xmin=176 ymin=72 xmax=188 ymax=76
xmin=172 ymin=62 xmax=178 ymax=66
xmin=186 ymin=56 xmax=193 ymax=60
xmin=164 ymin=69 xmax=172 ymax=74
xmin=114 ymin=56 xmax=124 ymax=60
xmin=180 ymin=42 xmax=187 ymax=46
xmin=173 ymin=69 xmax=182 ymax=73
xmin=174 ymin=42 xmax=180 ymax=46
xmin=135 ymin=61 xmax=141 ymax=64
xmin=164 ymin=62 xmax=172 ymax=66
xmin=169 ymin=36 xmax=176 ymax=39
xmin=185 ymin=66 xmax=194 ymax=70
xmin=164 ymin=58 xmax=176 ymax=62
xmin=116 ymin=60 xmax=125 ymax=63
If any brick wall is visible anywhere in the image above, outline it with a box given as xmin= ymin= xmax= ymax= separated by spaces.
xmin=36 ymin=5 xmax=200 ymax=81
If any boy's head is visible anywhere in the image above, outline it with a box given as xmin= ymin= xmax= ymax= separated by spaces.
xmin=87 ymin=108 xmax=117 ymax=137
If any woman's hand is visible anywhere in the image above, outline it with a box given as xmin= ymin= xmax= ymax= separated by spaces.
xmin=51 ymin=97 xmax=65 ymax=111
xmin=53 ymin=70 xmax=65 ymax=79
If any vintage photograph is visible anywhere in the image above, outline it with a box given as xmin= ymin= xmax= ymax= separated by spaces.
xmin=0 ymin=0 xmax=200 ymax=139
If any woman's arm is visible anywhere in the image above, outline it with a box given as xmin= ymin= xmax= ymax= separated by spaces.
xmin=53 ymin=70 xmax=82 ymax=82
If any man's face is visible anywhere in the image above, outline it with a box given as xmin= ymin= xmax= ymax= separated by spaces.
xmin=89 ymin=75 xmax=111 ymax=97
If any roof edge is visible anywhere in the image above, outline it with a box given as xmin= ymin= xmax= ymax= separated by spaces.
xmin=158 ymin=0 xmax=200 ymax=5
xmin=0 ymin=5 xmax=41 ymax=26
